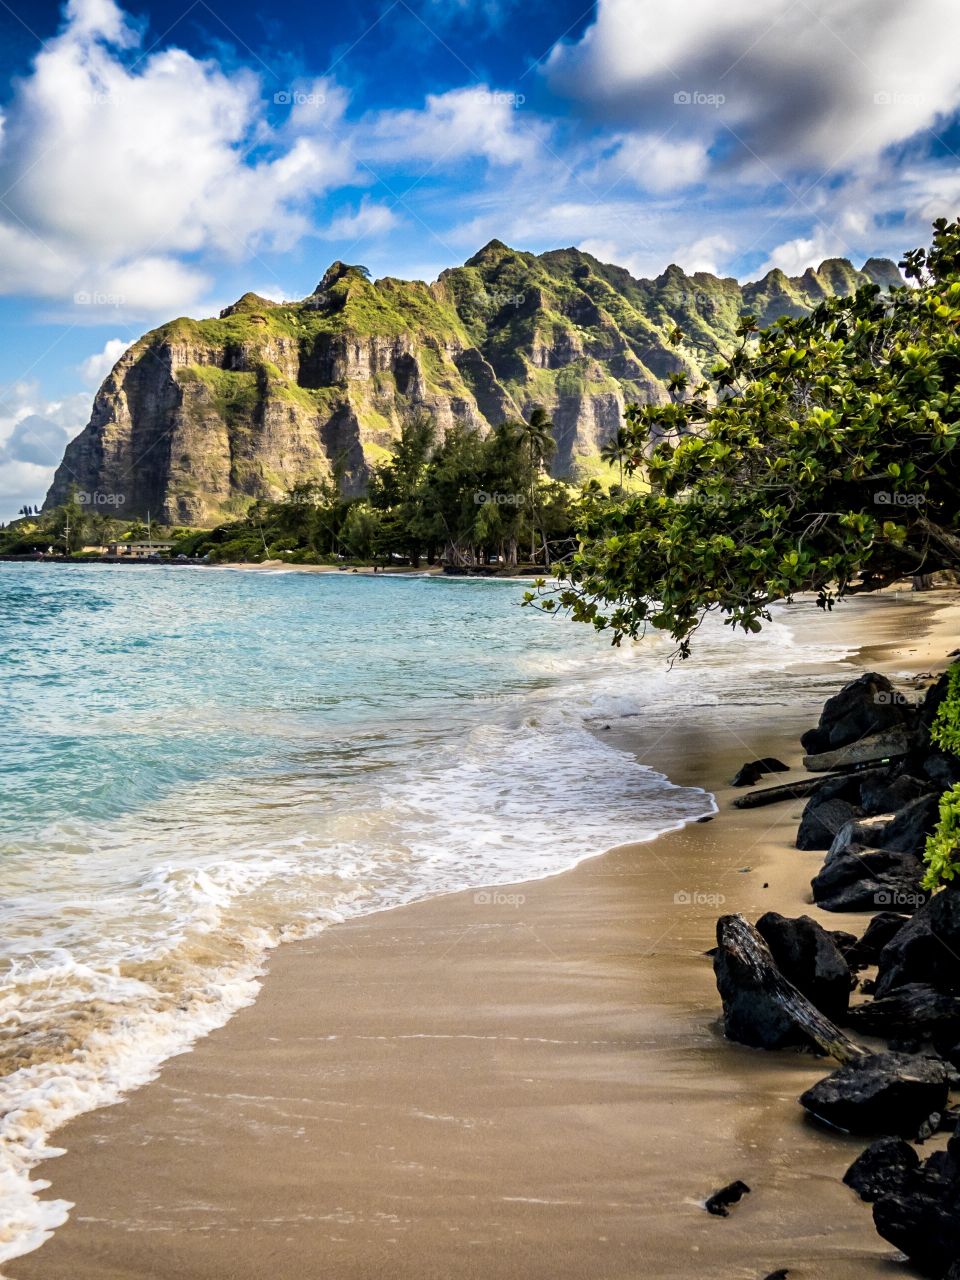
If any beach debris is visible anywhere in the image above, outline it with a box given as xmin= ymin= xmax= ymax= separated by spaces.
xmin=843 ymin=1136 xmax=920 ymax=1202
xmin=799 ymin=1051 xmax=950 ymax=1137
xmin=705 ymin=1179 xmax=751 ymax=1216
xmin=804 ymin=726 xmax=926 ymax=773
xmin=755 ymin=911 xmax=852 ymax=1021
xmin=800 ymin=672 xmax=917 ymax=757
xmin=732 ymin=777 xmax=825 ymax=809
xmin=713 ymin=914 xmax=868 ymax=1057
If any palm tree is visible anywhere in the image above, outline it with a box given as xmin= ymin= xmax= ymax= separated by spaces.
xmin=514 ymin=407 xmax=555 ymax=564
xmin=601 ymin=426 xmax=631 ymax=487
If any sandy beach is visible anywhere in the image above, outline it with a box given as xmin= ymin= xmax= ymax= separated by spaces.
xmin=12 ymin=590 xmax=960 ymax=1280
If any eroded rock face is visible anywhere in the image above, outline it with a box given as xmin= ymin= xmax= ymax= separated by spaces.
xmin=44 ymin=245 xmax=898 ymax=525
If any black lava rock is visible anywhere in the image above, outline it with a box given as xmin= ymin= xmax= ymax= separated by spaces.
xmin=755 ymin=911 xmax=851 ymax=1021
xmin=843 ymin=1136 xmax=920 ymax=1202
xmin=799 ymin=1052 xmax=950 ymax=1137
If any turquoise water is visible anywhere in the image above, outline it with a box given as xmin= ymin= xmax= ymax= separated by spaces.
xmin=0 ymin=563 xmax=849 ymax=1261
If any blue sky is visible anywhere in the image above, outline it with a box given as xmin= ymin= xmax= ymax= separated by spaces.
xmin=1 ymin=0 xmax=959 ymax=520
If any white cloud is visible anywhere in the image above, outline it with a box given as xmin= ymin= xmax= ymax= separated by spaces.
xmin=546 ymin=0 xmax=960 ymax=172
xmin=602 ymin=132 xmax=710 ymax=193
xmin=320 ymin=197 xmax=399 ymax=241
xmin=0 ymin=0 xmax=358 ymax=313
xmin=78 ymin=337 xmax=130 ymax=385
xmin=678 ymin=234 xmax=735 ymax=275
xmin=363 ymin=86 xmax=544 ymax=168
xmin=0 ymin=381 xmax=90 ymax=516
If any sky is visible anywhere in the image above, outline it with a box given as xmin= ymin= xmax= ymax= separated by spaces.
xmin=0 ymin=0 xmax=959 ymax=520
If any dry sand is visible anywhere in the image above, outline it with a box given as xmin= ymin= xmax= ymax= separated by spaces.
xmin=12 ymin=590 xmax=960 ymax=1280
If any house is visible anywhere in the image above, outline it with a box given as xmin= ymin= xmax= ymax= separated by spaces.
xmin=107 ymin=541 xmax=175 ymax=558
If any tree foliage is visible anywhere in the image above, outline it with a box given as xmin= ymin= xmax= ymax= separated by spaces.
xmin=172 ymin=410 xmax=576 ymax=567
xmin=527 ymin=217 xmax=960 ymax=655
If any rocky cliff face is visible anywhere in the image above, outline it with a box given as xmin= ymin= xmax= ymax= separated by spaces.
xmin=45 ymin=247 xmax=902 ymax=526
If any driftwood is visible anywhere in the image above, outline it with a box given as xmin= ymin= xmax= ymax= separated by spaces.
xmin=714 ymin=915 xmax=870 ymax=1063
xmin=732 ymin=777 xmax=827 ymax=809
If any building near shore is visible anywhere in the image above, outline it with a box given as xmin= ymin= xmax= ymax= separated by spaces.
xmin=106 ymin=541 xmax=175 ymax=558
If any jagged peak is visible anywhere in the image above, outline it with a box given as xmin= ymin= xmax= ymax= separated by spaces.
xmin=465 ymin=239 xmax=517 ymax=268
xmin=860 ymin=257 xmax=904 ymax=287
xmin=815 ymin=257 xmax=859 ymax=278
xmin=219 ymin=292 xmax=280 ymax=318
xmin=314 ymin=261 xmax=372 ymax=293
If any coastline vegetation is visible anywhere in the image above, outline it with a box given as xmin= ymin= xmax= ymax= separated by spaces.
xmin=526 ymin=216 xmax=960 ymax=655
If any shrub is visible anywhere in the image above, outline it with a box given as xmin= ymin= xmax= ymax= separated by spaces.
xmin=924 ymin=783 xmax=960 ymax=889
xmin=930 ymin=663 xmax=960 ymax=757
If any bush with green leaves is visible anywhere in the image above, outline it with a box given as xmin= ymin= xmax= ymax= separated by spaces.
xmin=924 ymin=663 xmax=960 ymax=889
xmin=930 ymin=662 xmax=960 ymax=757
xmin=526 ymin=217 xmax=960 ymax=656
xmin=925 ymin=783 xmax=960 ymax=890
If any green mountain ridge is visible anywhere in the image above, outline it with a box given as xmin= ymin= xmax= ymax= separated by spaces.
xmin=44 ymin=242 xmax=903 ymax=526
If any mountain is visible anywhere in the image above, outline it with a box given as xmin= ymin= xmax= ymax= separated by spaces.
xmin=44 ymin=245 xmax=902 ymax=526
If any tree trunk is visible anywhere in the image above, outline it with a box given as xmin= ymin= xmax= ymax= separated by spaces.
xmin=715 ymin=915 xmax=870 ymax=1063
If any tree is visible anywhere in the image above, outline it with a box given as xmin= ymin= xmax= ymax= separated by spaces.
xmin=600 ymin=426 xmax=631 ymax=487
xmin=527 ymin=217 xmax=960 ymax=655
xmin=513 ymin=407 xmax=556 ymax=563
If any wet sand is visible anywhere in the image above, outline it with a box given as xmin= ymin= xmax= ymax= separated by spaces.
xmin=12 ymin=591 xmax=960 ymax=1280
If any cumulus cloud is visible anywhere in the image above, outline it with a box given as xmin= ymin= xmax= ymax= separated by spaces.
xmin=78 ymin=338 xmax=131 ymax=385
xmin=320 ymin=197 xmax=399 ymax=241
xmin=363 ymin=85 xmax=544 ymax=168
xmin=0 ymin=382 xmax=90 ymax=515
xmin=0 ymin=0 xmax=358 ymax=313
xmin=546 ymin=0 xmax=960 ymax=173
xmin=600 ymin=132 xmax=711 ymax=193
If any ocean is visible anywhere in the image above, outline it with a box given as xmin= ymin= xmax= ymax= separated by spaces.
xmin=0 ymin=563 xmax=853 ymax=1262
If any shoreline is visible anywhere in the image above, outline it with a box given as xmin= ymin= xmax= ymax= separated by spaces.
xmin=11 ymin=591 xmax=960 ymax=1280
